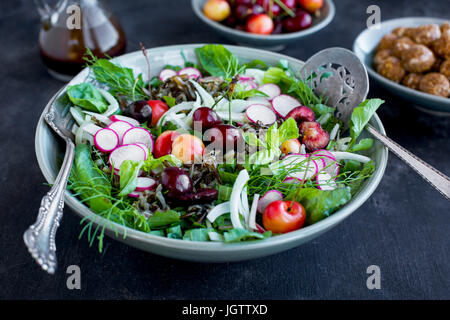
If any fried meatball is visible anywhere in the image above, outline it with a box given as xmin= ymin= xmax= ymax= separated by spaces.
xmin=392 ymin=27 xmax=407 ymax=37
xmin=419 ymin=72 xmax=450 ymax=97
xmin=376 ymin=34 xmax=397 ymax=52
xmin=402 ymin=73 xmax=423 ymax=90
xmin=440 ymin=22 xmax=450 ymax=34
xmin=373 ymin=49 xmax=392 ymax=68
xmin=433 ymin=32 xmax=450 ymax=59
xmin=431 ymin=56 xmax=443 ymax=71
xmin=376 ymin=56 xmax=406 ymax=83
xmin=411 ymin=24 xmax=441 ymax=46
xmin=401 ymin=44 xmax=436 ymax=73
xmin=404 ymin=27 xmax=418 ymax=39
xmin=440 ymin=59 xmax=450 ymax=80
xmin=392 ymin=37 xmax=415 ymax=58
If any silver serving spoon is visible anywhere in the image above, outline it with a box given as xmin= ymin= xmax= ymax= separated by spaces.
xmin=300 ymin=47 xmax=450 ymax=200
xmin=24 ymin=91 xmax=76 ymax=274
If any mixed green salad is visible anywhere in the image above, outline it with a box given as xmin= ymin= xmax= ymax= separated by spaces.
xmin=65 ymin=44 xmax=383 ymax=250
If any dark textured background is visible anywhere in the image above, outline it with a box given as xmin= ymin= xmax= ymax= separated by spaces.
xmin=0 ymin=0 xmax=449 ymax=300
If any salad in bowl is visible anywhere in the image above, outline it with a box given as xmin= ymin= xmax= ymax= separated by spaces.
xmin=36 ymin=44 xmax=387 ymax=261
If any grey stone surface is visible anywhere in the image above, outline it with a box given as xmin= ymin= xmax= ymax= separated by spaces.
xmin=0 ymin=0 xmax=448 ymax=299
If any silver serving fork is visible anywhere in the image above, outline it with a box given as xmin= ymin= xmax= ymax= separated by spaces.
xmin=300 ymin=47 xmax=450 ymax=200
xmin=24 ymin=93 xmax=76 ymax=274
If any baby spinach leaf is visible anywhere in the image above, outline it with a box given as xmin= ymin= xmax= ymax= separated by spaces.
xmin=66 ymin=83 xmax=108 ymax=113
xmin=286 ymin=187 xmax=352 ymax=225
xmin=349 ymin=138 xmax=374 ymax=152
xmin=183 ymin=228 xmax=213 ymax=241
xmin=223 ymin=228 xmax=272 ymax=242
xmin=350 ymin=98 xmax=384 ymax=142
xmin=118 ymin=160 xmax=144 ymax=196
xmin=195 ymin=44 xmax=242 ymax=79
xmin=148 ymin=210 xmax=180 ymax=229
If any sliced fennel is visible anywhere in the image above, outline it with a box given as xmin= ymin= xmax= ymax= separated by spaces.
xmin=206 ymin=201 xmax=230 ymax=223
xmin=330 ymin=151 xmax=371 ymax=163
xmin=98 ymin=88 xmax=120 ymax=116
xmin=190 ymin=80 xmax=215 ymax=108
xmin=229 ymin=169 xmax=250 ymax=229
xmin=248 ymin=194 xmax=260 ymax=230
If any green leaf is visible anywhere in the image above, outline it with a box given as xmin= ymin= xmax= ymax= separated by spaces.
xmin=118 ymin=160 xmax=144 ymax=196
xmin=163 ymin=95 xmax=176 ymax=107
xmin=347 ymin=161 xmax=375 ymax=196
xmin=242 ymin=132 xmax=265 ymax=147
xmin=350 ymin=99 xmax=384 ymax=141
xmin=194 ymin=44 xmax=242 ymax=79
xmin=349 ymin=138 xmax=374 ymax=152
xmin=166 ymin=225 xmax=183 ymax=239
xmin=66 ymin=83 xmax=108 ymax=113
xmin=243 ymin=59 xmax=268 ymax=69
xmin=148 ymin=210 xmax=180 ymax=229
xmin=142 ymin=154 xmax=182 ymax=172
xmin=263 ymin=67 xmax=286 ymax=84
xmin=286 ymin=187 xmax=352 ymax=225
xmin=278 ymin=117 xmax=299 ymax=142
xmin=183 ymin=228 xmax=213 ymax=241
xmin=223 ymin=228 xmax=272 ymax=242
xmin=218 ymin=185 xmax=233 ymax=201
xmin=311 ymin=103 xmax=334 ymax=117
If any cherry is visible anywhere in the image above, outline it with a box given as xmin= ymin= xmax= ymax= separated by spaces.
xmin=285 ymin=106 xmax=315 ymax=124
xmin=281 ymin=0 xmax=296 ymax=9
xmin=246 ymin=13 xmax=274 ymax=35
xmin=193 ymin=107 xmax=223 ymax=131
xmin=263 ymin=200 xmax=306 ymax=233
xmin=147 ymin=100 xmax=169 ymax=126
xmin=161 ymin=167 xmax=193 ymax=198
xmin=282 ymin=10 xmax=312 ymax=32
xmin=204 ymin=124 xmax=244 ymax=154
xmin=123 ymin=100 xmax=152 ymax=123
xmin=234 ymin=4 xmax=252 ymax=21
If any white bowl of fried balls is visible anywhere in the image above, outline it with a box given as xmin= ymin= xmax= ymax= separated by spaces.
xmin=374 ymin=22 xmax=450 ymax=98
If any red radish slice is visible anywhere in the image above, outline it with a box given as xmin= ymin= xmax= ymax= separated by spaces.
xmin=314 ymin=154 xmax=339 ymax=178
xmin=135 ymin=177 xmax=157 ymax=191
xmin=128 ymin=191 xmax=141 ymax=198
xmin=107 ymin=120 xmax=134 ymax=142
xmin=312 ymin=149 xmax=335 ymax=159
xmin=316 ymin=172 xmax=337 ymax=190
xmin=237 ymin=79 xmax=257 ymax=91
xmin=109 ymin=144 xmax=147 ymax=171
xmin=159 ymin=68 xmax=177 ymax=81
xmin=121 ymin=127 xmax=154 ymax=152
xmin=94 ymin=128 xmax=119 ymax=153
xmin=110 ymin=114 xmax=140 ymax=127
xmin=271 ymin=94 xmax=301 ymax=118
xmin=257 ymin=84 xmax=281 ymax=100
xmin=245 ymin=104 xmax=277 ymax=126
xmin=257 ymin=190 xmax=283 ymax=214
xmin=134 ymin=142 xmax=149 ymax=158
xmin=247 ymin=96 xmax=272 ymax=107
xmin=283 ymin=177 xmax=301 ymax=184
xmin=177 ymin=67 xmax=201 ymax=79
xmin=281 ymin=154 xmax=318 ymax=181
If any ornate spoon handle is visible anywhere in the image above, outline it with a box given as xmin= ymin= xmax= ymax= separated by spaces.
xmin=367 ymin=125 xmax=450 ymax=201
xmin=23 ymin=139 xmax=75 ymax=274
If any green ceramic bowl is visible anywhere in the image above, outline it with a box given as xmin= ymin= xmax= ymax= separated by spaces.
xmin=353 ymin=17 xmax=450 ymax=116
xmin=191 ymin=0 xmax=335 ymax=51
xmin=35 ymin=44 xmax=388 ymax=262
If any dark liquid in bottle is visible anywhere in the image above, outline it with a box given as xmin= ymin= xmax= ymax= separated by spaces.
xmin=39 ymin=10 xmax=126 ymax=79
